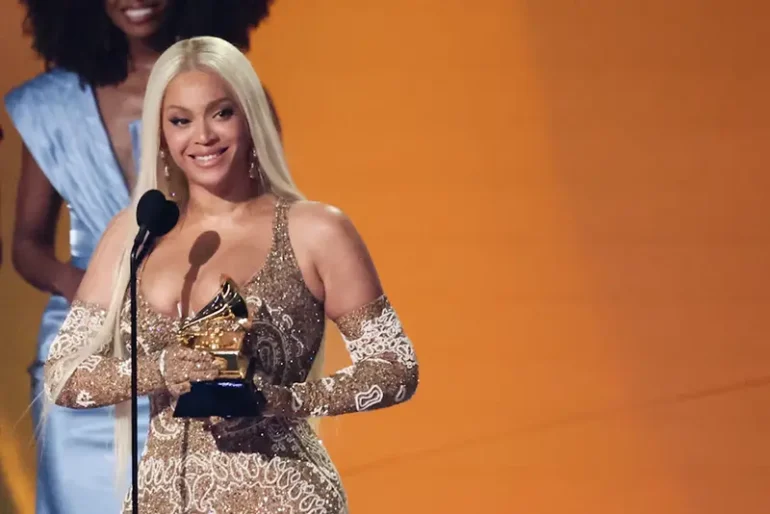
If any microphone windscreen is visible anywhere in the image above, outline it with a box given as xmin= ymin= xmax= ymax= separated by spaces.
xmin=136 ymin=189 xmax=179 ymax=237
xmin=136 ymin=190 xmax=167 ymax=227
xmin=155 ymin=201 xmax=180 ymax=237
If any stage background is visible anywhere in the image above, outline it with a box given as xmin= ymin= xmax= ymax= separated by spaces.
xmin=2 ymin=1 xmax=770 ymax=512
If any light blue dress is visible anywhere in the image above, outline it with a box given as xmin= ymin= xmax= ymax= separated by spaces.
xmin=5 ymin=68 xmax=149 ymax=514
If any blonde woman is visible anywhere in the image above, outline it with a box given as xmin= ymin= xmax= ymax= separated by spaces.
xmin=6 ymin=3 xmax=275 ymax=512
xmin=44 ymin=36 xmax=419 ymax=513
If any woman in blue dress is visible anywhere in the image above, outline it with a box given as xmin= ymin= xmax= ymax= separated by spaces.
xmin=5 ymin=2 xmax=273 ymax=512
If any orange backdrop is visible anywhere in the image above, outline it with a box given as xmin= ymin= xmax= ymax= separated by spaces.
xmin=2 ymin=1 xmax=770 ymax=513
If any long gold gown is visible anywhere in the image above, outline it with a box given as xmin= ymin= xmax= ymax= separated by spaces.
xmin=44 ymin=199 xmax=419 ymax=513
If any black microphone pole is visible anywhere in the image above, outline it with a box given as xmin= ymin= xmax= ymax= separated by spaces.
xmin=129 ymin=230 xmax=148 ymax=514
xmin=128 ymin=189 xmax=180 ymax=513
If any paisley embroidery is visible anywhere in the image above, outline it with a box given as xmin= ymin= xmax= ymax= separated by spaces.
xmin=45 ymin=200 xmax=418 ymax=514
xmin=354 ymin=385 xmax=384 ymax=411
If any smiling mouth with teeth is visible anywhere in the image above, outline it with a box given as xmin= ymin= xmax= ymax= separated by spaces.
xmin=191 ymin=148 xmax=228 ymax=162
xmin=124 ymin=6 xmax=158 ymax=24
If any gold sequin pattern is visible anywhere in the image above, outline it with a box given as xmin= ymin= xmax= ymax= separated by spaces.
xmin=263 ymin=296 xmax=419 ymax=418
xmin=49 ymin=198 xmax=418 ymax=513
xmin=121 ymin=198 xmax=344 ymax=513
xmin=45 ymin=300 xmax=166 ymax=408
xmin=334 ymin=295 xmax=389 ymax=339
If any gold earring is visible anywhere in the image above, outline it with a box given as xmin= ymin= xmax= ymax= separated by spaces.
xmin=248 ymin=148 xmax=258 ymax=180
xmin=159 ymin=149 xmax=176 ymax=198
xmin=160 ymin=149 xmax=170 ymax=178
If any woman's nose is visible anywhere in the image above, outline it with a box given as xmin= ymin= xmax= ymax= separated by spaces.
xmin=195 ymin=120 xmax=216 ymax=145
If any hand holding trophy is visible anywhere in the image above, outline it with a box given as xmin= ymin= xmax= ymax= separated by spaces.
xmin=172 ymin=275 xmax=266 ymax=418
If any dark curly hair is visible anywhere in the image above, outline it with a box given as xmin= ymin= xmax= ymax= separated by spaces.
xmin=20 ymin=0 xmax=273 ymax=87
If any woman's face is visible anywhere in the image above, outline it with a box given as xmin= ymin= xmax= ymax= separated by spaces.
xmin=105 ymin=0 xmax=169 ymax=40
xmin=161 ymin=69 xmax=253 ymax=195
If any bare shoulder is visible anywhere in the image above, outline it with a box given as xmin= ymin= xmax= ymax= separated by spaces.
xmin=107 ymin=207 xmax=134 ymax=234
xmin=98 ymin=208 xmax=134 ymax=252
xmin=287 ymin=200 xmax=382 ymax=319
xmin=75 ymin=208 xmax=134 ymax=305
xmin=286 ymin=200 xmax=364 ymax=254
xmin=288 ymin=200 xmax=353 ymax=235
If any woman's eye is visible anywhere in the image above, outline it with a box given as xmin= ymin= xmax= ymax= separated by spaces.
xmin=169 ymin=117 xmax=190 ymax=126
xmin=216 ymin=107 xmax=234 ymax=119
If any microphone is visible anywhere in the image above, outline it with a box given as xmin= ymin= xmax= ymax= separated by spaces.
xmin=134 ymin=189 xmax=180 ymax=253
xmin=129 ymin=189 xmax=179 ymax=514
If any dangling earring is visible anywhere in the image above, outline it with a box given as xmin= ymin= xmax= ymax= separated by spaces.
xmin=159 ymin=148 xmax=176 ymax=198
xmin=249 ymin=148 xmax=267 ymax=192
xmin=248 ymin=148 xmax=258 ymax=180
xmin=160 ymin=149 xmax=170 ymax=178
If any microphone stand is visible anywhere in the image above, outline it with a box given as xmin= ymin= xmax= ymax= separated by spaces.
xmin=126 ymin=188 xmax=179 ymax=513
xmin=129 ymin=232 xmax=148 ymax=514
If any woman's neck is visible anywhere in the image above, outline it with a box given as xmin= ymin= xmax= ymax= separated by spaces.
xmin=127 ymin=37 xmax=160 ymax=75
xmin=183 ymin=185 xmax=270 ymax=225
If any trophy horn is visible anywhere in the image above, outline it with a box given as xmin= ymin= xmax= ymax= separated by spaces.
xmin=178 ymin=275 xmax=252 ymax=349
xmin=172 ymin=274 xmax=265 ymax=419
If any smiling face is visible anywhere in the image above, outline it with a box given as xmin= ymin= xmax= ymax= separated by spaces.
xmin=105 ymin=0 xmax=169 ymax=40
xmin=161 ymin=68 xmax=253 ymax=196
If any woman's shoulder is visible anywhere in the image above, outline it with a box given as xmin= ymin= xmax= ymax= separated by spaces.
xmin=284 ymin=199 xmax=370 ymax=264
xmin=74 ymin=208 xmax=134 ymax=305
xmin=287 ymin=200 xmax=354 ymax=239
xmin=92 ymin=208 xmax=134 ymax=259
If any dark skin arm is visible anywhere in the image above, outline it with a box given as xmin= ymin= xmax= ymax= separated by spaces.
xmin=12 ymin=145 xmax=84 ymax=301
xmin=8 ymin=82 xmax=277 ymax=287
xmin=0 ymin=125 xmax=3 ymax=268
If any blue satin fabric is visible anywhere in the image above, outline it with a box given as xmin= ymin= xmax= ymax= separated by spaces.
xmin=5 ymin=68 xmax=150 ymax=514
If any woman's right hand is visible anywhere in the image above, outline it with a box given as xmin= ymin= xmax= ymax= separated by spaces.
xmin=159 ymin=344 xmax=223 ymax=397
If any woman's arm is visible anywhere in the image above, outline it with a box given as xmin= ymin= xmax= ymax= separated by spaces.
xmin=48 ymin=303 xmax=218 ymax=409
xmin=46 ymin=299 xmax=167 ymax=408
xmin=13 ymin=144 xmax=84 ymax=301
xmin=258 ymin=204 xmax=419 ymax=417
xmin=44 ymin=211 xmax=220 ymax=408
xmin=0 ymin=125 xmax=3 ymax=268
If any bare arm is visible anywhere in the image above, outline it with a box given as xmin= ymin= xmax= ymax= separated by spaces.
xmin=0 ymin=125 xmax=3 ymax=268
xmin=258 ymin=203 xmax=419 ymax=417
xmin=13 ymin=144 xmax=84 ymax=301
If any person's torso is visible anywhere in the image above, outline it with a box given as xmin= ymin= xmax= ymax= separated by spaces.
xmin=5 ymin=68 xmax=141 ymax=268
xmin=119 ymin=197 xmax=326 ymax=455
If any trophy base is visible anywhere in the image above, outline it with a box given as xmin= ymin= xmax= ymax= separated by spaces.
xmin=172 ymin=379 xmax=266 ymax=419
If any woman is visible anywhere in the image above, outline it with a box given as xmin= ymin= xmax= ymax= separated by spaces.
xmin=4 ymin=2 xmax=272 ymax=513
xmin=45 ymin=36 xmax=419 ymax=513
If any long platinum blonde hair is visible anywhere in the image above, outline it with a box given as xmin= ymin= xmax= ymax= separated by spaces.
xmin=49 ymin=36 xmax=325 ymax=485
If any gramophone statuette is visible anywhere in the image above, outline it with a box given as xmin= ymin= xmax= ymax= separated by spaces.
xmin=172 ymin=275 xmax=265 ymax=418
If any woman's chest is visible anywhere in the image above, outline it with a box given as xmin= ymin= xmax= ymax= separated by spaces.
xmin=119 ymin=280 xmax=326 ymax=366
xmin=139 ymin=236 xmax=274 ymax=320
xmin=94 ymin=84 xmax=144 ymax=188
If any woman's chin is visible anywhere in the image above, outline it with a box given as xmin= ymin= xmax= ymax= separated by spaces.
xmin=184 ymin=162 xmax=230 ymax=185
xmin=186 ymin=172 xmax=254 ymax=197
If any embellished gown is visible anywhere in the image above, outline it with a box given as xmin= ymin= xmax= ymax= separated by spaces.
xmin=4 ymin=68 xmax=149 ymax=514
xmin=45 ymin=199 xmax=419 ymax=513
